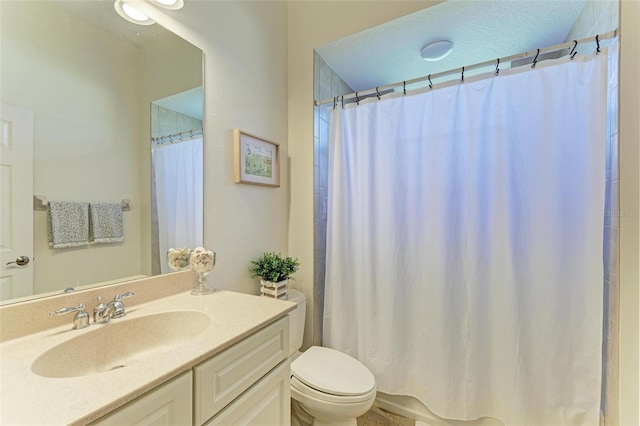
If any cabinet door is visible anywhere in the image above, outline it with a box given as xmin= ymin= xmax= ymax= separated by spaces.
xmin=194 ymin=317 xmax=289 ymax=425
xmin=205 ymin=361 xmax=290 ymax=426
xmin=91 ymin=371 xmax=192 ymax=426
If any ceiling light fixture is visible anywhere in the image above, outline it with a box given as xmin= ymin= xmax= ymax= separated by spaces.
xmin=148 ymin=0 xmax=184 ymax=10
xmin=114 ymin=0 xmax=155 ymax=25
xmin=420 ymin=40 xmax=454 ymax=62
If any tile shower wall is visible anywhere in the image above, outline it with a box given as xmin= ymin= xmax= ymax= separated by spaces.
xmin=313 ymin=52 xmax=353 ymax=345
xmin=565 ymin=1 xmax=619 ymax=424
xmin=151 ymin=104 xmax=202 ymax=139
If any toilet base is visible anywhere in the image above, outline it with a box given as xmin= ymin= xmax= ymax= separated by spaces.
xmin=292 ymin=399 xmax=358 ymax=426
xmin=291 ymin=399 xmax=313 ymax=426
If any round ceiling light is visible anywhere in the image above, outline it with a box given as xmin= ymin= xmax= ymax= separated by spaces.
xmin=420 ymin=40 xmax=454 ymax=62
xmin=148 ymin=0 xmax=184 ymax=10
xmin=114 ymin=0 xmax=155 ymax=26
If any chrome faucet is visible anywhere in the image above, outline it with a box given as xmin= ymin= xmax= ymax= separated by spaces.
xmin=93 ymin=296 xmax=109 ymax=324
xmin=94 ymin=292 xmax=135 ymax=323
xmin=50 ymin=303 xmax=90 ymax=330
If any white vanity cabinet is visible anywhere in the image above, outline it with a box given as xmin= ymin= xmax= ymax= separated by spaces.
xmin=91 ymin=316 xmax=289 ymax=426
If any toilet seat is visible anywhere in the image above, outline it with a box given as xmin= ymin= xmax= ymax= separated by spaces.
xmin=290 ymin=346 xmax=376 ymax=402
xmin=291 ymin=376 xmax=377 ymax=404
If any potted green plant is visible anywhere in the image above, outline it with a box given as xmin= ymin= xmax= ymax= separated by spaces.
xmin=249 ymin=252 xmax=300 ymax=299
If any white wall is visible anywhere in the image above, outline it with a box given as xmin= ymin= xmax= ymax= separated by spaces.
xmin=129 ymin=0 xmax=290 ymax=295
xmin=1 ymin=1 xmax=142 ymax=293
xmin=618 ymin=1 xmax=639 ymax=423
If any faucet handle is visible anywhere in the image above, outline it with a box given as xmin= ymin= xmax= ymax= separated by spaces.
xmin=50 ymin=303 xmax=90 ymax=330
xmin=111 ymin=291 xmax=135 ymax=319
xmin=50 ymin=303 xmax=86 ymax=316
xmin=114 ymin=291 xmax=135 ymax=301
xmin=93 ymin=296 xmax=109 ymax=324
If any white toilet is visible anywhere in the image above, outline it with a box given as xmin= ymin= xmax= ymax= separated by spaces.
xmin=287 ymin=289 xmax=376 ymax=426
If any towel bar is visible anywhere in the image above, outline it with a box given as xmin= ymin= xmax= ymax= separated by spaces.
xmin=33 ymin=195 xmax=131 ymax=212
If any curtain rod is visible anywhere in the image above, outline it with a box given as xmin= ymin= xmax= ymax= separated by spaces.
xmin=152 ymin=128 xmax=203 ymax=146
xmin=315 ymin=30 xmax=617 ymax=107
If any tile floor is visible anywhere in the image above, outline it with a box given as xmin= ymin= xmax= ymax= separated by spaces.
xmin=357 ymin=406 xmax=415 ymax=426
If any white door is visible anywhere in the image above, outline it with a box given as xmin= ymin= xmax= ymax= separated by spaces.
xmin=0 ymin=103 xmax=34 ymax=301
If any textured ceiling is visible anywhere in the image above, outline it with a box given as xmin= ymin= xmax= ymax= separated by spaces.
xmin=316 ymin=0 xmax=587 ymax=93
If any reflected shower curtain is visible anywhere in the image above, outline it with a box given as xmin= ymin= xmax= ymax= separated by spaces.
xmin=153 ymin=137 xmax=203 ymax=274
xmin=324 ymin=52 xmax=608 ymax=425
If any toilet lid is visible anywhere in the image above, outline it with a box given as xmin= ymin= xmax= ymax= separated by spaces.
xmin=290 ymin=346 xmax=375 ymax=396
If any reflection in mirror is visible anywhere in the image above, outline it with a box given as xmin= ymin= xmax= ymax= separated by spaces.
xmin=0 ymin=0 xmax=203 ymax=304
xmin=151 ymin=88 xmax=204 ymax=275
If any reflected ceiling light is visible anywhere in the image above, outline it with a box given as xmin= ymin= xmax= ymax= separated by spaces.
xmin=148 ymin=0 xmax=184 ymax=10
xmin=420 ymin=40 xmax=454 ymax=61
xmin=114 ymin=0 xmax=155 ymax=26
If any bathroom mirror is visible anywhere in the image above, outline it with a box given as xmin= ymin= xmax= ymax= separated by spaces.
xmin=0 ymin=0 xmax=203 ymax=304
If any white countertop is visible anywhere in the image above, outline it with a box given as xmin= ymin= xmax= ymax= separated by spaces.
xmin=0 ymin=290 xmax=294 ymax=425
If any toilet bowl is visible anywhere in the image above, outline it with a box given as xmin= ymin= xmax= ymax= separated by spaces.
xmin=287 ymin=290 xmax=376 ymax=426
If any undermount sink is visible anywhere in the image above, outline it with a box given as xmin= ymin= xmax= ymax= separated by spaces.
xmin=32 ymin=310 xmax=211 ymax=378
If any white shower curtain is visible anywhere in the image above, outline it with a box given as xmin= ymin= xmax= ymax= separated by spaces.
xmin=153 ymin=137 xmax=204 ymax=274
xmin=324 ymin=52 xmax=608 ymax=425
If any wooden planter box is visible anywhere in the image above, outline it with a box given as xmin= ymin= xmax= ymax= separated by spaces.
xmin=259 ymin=279 xmax=289 ymax=299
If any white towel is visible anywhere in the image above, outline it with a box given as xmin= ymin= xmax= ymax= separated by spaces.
xmin=90 ymin=202 xmax=123 ymax=244
xmin=47 ymin=201 xmax=90 ymax=248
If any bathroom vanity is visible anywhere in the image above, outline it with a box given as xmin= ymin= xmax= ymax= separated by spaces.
xmin=0 ymin=284 xmax=294 ymax=425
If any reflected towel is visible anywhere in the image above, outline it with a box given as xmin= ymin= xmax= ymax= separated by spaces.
xmin=90 ymin=202 xmax=123 ymax=244
xmin=47 ymin=201 xmax=90 ymax=248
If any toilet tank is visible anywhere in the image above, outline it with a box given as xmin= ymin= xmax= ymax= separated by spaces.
xmin=287 ymin=289 xmax=306 ymax=357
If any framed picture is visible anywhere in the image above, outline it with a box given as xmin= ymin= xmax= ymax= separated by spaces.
xmin=233 ymin=129 xmax=280 ymax=187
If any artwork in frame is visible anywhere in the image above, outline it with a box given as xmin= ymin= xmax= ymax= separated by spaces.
xmin=233 ymin=129 xmax=280 ymax=187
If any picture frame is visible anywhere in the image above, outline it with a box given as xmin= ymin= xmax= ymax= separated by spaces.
xmin=233 ymin=129 xmax=280 ymax=187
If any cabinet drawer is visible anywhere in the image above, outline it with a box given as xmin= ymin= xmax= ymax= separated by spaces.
xmin=204 ymin=360 xmax=290 ymax=426
xmin=194 ymin=316 xmax=289 ymax=425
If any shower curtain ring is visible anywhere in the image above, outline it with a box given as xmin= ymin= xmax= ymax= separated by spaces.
xmin=376 ymin=87 xmax=381 ymax=100
xmin=355 ymin=92 xmax=360 ymax=105
xmin=570 ymin=40 xmax=578 ymax=60
xmin=403 ymin=81 xmax=407 ymax=95
xmin=333 ymin=97 xmax=337 ymax=109
xmin=596 ymin=35 xmax=601 ymax=54
xmin=495 ymin=58 xmax=500 ymax=75
xmin=341 ymin=95 xmax=344 ymax=108
xmin=428 ymin=75 xmax=432 ymax=90
xmin=531 ymin=49 xmax=540 ymax=68
xmin=460 ymin=67 xmax=464 ymax=83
